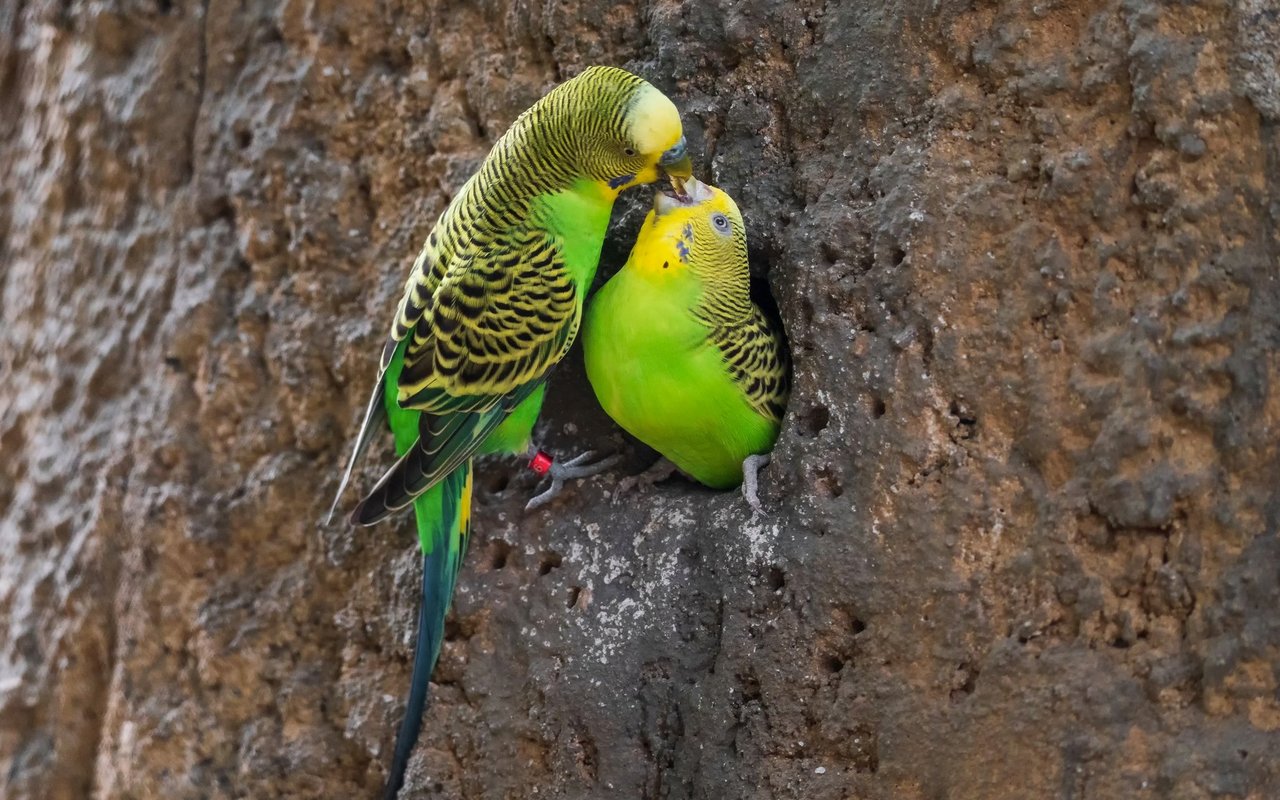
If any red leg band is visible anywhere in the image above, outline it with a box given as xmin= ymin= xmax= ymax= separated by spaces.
xmin=529 ymin=450 xmax=553 ymax=476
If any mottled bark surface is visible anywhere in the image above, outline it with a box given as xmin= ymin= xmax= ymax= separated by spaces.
xmin=2 ymin=0 xmax=1279 ymax=798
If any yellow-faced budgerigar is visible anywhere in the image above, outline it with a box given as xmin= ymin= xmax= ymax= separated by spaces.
xmin=582 ymin=177 xmax=790 ymax=513
xmin=328 ymin=66 xmax=691 ymax=799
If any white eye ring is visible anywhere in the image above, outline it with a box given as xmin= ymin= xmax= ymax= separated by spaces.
xmin=712 ymin=213 xmax=731 ymax=233
xmin=623 ymin=147 xmax=637 ymax=157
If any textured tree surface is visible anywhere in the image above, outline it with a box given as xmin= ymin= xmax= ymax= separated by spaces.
xmin=3 ymin=0 xmax=1279 ymax=798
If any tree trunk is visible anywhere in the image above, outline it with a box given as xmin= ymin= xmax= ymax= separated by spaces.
xmin=2 ymin=0 xmax=1278 ymax=798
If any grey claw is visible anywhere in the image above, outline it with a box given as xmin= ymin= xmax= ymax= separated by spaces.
xmin=555 ymin=450 xmax=623 ymax=479
xmin=741 ymin=453 xmax=772 ymax=515
xmin=525 ymin=451 xmax=623 ymax=512
xmin=525 ymin=484 xmax=561 ymax=512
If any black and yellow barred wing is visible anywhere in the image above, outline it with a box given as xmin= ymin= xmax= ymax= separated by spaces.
xmin=711 ymin=306 xmax=791 ymax=424
xmin=397 ymin=229 xmax=578 ymax=411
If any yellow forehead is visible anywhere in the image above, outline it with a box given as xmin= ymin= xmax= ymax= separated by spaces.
xmin=702 ymin=186 xmax=742 ymax=222
xmin=626 ymin=85 xmax=683 ymax=154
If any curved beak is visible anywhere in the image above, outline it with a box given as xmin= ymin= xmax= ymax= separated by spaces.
xmin=654 ymin=176 xmax=710 ymax=216
xmin=658 ymin=136 xmax=693 ymax=196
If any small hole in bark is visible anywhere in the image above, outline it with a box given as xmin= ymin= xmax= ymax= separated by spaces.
xmin=871 ymin=397 xmax=886 ymax=418
xmin=891 ymin=244 xmax=906 ymax=267
xmin=485 ymin=471 xmax=510 ymax=494
xmin=950 ymin=663 xmax=977 ymax=700
xmin=851 ymin=618 xmax=867 ymax=635
xmin=538 ymin=552 xmax=562 ymax=575
xmin=489 ymin=541 xmax=511 ymax=570
xmin=767 ymin=566 xmax=786 ymax=591
xmin=799 ymin=405 xmax=830 ymax=437
xmin=816 ymin=465 xmax=843 ymax=498
xmin=1239 ymin=750 xmax=1249 ymax=760
xmin=949 ymin=399 xmax=976 ymax=425
xmin=1110 ymin=635 xmax=1131 ymax=649
xmin=860 ymin=244 xmax=875 ymax=273
xmin=201 ymin=194 xmax=235 ymax=225
xmin=235 ymin=127 xmax=252 ymax=149
xmin=822 ymin=654 xmax=844 ymax=673
xmin=378 ymin=45 xmax=411 ymax=72
xmin=820 ymin=240 xmax=841 ymax=265
xmin=567 ymin=586 xmax=581 ymax=607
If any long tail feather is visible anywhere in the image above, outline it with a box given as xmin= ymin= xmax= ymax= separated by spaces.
xmin=381 ymin=549 xmax=439 ymax=800
xmin=382 ymin=462 xmax=473 ymax=799
xmin=327 ymin=375 xmax=388 ymax=523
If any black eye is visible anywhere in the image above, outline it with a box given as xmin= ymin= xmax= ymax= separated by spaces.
xmin=623 ymin=147 xmax=637 ymax=157
xmin=712 ymin=213 xmax=730 ymax=231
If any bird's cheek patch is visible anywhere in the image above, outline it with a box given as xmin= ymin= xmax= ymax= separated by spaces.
xmin=676 ymin=239 xmax=691 ymax=263
xmin=608 ymin=173 xmax=635 ymax=189
xmin=676 ymin=223 xmax=694 ymax=263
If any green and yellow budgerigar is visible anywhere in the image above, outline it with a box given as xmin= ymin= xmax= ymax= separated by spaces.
xmin=329 ymin=66 xmax=691 ymax=799
xmin=583 ymin=177 xmax=790 ymax=511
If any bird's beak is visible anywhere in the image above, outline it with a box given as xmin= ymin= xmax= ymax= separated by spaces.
xmin=654 ymin=176 xmax=710 ymax=216
xmin=658 ymin=137 xmax=693 ymax=198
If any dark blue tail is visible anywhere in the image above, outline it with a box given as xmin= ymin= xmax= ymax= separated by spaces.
xmin=382 ymin=553 xmax=441 ymax=799
xmin=382 ymin=463 xmax=471 ymax=799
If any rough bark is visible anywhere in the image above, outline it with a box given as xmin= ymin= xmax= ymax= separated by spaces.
xmin=2 ymin=0 xmax=1279 ymax=798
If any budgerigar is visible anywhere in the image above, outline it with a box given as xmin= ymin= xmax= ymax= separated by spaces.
xmin=328 ymin=66 xmax=691 ymax=799
xmin=582 ymin=177 xmax=790 ymax=512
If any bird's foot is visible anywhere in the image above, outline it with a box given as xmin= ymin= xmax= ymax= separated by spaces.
xmin=613 ymin=457 xmax=679 ymax=501
xmin=525 ymin=449 xmax=623 ymax=512
xmin=741 ymin=453 xmax=772 ymax=515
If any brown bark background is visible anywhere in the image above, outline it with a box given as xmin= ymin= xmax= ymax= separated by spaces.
xmin=2 ymin=0 xmax=1279 ymax=798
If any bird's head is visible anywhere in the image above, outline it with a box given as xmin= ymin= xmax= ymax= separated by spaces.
xmin=554 ymin=66 xmax=692 ymax=197
xmin=642 ymin=177 xmax=747 ymax=279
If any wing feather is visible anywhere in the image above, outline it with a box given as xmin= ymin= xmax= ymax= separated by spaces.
xmin=398 ymin=229 xmax=579 ymax=411
xmin=349 ymin=383 xmax=542 ymax=525
xmin=712 ymin=307 xmax=791 ymax=424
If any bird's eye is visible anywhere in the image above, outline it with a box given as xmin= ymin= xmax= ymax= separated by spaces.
xmin=623 ymin=147 xmax=637 ymax=157
xmin=712 ymin=213 xmax=731 ymax=232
